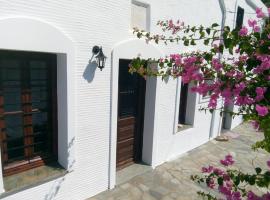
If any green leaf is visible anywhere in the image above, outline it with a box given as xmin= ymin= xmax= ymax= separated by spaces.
xmin=211 ymin=23 xmax=219 ymax=28
xmin=248 ymin=176 xmax=256 ymax=185
xmin=223 ymin=26 xmax=230 ymax=32
xmin=219 ymin=45 xmax=224 ymax=54
xmin=233 ymin=176 xmax=240 ymax=186
xmin=137 ymin=32 xmax=142 ymax=38
xmin=203 ymin=53 xmax=213 ymax=61
xmin=255 ymin=167 xmax=262 ymax=174
xmin=246 ymin=57 xmax=261 ymax=71
xmin=184 ymin=39 xmax=190 ymax=46
xmin=217 ymin=177 xmax=223 ymax=186
xmin=206 ymin=28 xmax=211 ymax=35
xmin=200 ymin=31 xmax=205 ymax=39
xmin=191 ymin=39 xmax=196 ymax=45
xmin=254 ymin=32 xmax=260 ymax=39
xmin=229 ymin=46 xmax=233 ymax=55
xmin=224 ymin=38 xmax=232 ymax=48
xmin=204 ymin=39 xmax=210 ymax=45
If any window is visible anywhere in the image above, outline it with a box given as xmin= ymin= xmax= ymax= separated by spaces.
xmin=236 ymin=6 xmax=245 ymax=29
xmin=176 ymin=81 xmax=196 ymax=132
xmin=131 ymin=1 xmax=150 ymax=31
xmin=178 ymin=82 xmax=188 ymax=125
xmin=0 ymin=50 xmax=57 ymax=176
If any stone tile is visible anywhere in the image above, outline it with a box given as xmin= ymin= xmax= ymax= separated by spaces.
xmin=89 ymin=123 xmax=268 ymax=200
xmin=138 ymin=183 xmax=149 ymax=192
xmin=142 ymin=192 xmax=157 ymax=200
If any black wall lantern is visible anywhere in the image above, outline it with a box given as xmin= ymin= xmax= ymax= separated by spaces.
xmin=92 ymin=46 xmax=107 ymax=71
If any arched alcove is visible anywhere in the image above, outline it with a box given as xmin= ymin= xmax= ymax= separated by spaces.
xmin=0 ymin=17 xmax=76 ymax=192
xmin=109 ymin=39 xmax=163 ymax=188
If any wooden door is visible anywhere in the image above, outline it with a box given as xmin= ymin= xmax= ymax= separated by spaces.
xmin=116 ymin=59 xmax=146 ymax=170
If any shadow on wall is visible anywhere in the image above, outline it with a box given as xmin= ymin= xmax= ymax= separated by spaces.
xmin=44 ymin=137 xmax=75 ymax=200
xmin=83 ymin=55 xmax=98 ymax=83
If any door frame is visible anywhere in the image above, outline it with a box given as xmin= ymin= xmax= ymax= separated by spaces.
xmin=110 ymin=39 xmax=164 ymax=189
xmin=116 ymin=59 xmax=146 ymax=169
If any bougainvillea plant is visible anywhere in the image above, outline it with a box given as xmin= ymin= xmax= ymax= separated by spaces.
xmin=129 ymin=7 xmax=270 ymax=200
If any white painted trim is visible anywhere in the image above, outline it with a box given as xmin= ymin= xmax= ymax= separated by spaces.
xmin=0 ymin=17 xmax=76 ymax=193
xmin=173 ymin=78 xmax=181 ymax=134
xmin=110 ymin=39 xmax=163 ymax=188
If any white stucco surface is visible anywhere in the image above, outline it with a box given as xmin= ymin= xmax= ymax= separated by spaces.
xmin=0 ymin=0 xmax=266 ymax=199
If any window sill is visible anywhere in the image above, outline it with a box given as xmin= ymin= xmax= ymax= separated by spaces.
xmin=175 ymin=124 xmax=193 ymax=133
xmin=1 ymin=162 xmax=66 ymax=198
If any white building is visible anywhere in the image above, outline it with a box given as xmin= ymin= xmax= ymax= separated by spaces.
xmin=0 ymin=0 xmax=266 ymax=199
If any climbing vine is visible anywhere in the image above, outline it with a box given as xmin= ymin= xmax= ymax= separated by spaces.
xmin=129 ymin=7 xmax=270 ymax=199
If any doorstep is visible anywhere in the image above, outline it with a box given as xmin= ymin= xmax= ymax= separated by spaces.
xmin=116 ymin=163 xmax=152 ymax=185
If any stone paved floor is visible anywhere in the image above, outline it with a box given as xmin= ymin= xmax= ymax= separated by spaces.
xmin=89 ymin=123 xmax=268 ymax=200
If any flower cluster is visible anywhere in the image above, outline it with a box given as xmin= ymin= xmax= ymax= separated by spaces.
xmin=194 ymin=155 xmax=270 ymax=200
xmin=220 ymin=154 xmax=235 ymax=166
xmin=130 ymin=11 xmax=270 ymax=138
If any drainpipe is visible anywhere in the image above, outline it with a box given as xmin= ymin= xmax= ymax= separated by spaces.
xmin=209 ymin=0 xmax=226 ymax=139
xmin=246 ymin=0 xmax=258 ymax=10
xmin=246 ymin=0 xmax=268 ymax=14
xmin=233 ymin=0 xmax=239 ymax=28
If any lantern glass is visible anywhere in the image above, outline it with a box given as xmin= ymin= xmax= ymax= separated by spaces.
xmin=92 ymin=46 xmax=107 ymax=71
xmin=96 ymin=48 xmax=107 ymax=70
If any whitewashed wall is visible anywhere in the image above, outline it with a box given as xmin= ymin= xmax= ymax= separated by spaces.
xmin=0 ymin=0 xmax=266 ymax=200
xmin=146 ymin=0 xmax=223 ymax=167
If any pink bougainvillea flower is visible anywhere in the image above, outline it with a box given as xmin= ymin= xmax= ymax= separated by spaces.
xmin=255 ymin=87 xmax=267 ymax=101
xmin=256 ymin=105 xmax=269 ymax=116
xmin=247 ymin=191 xmax=259 ymax=200
xmin=268 ymin=7 xmax=270 ymax=16
xmin=168 ymin=19 xmax=173 ymax=28
xmin=256 ymin=87 xmax=266 ymax=96
xmin=202 ymin=165 xmax=214 ymax=173
xmin=231 ymin=191 xmax=242 ymax=200
xmin=235 ymin=95 xmax=255 ymax=106
xmin=220 ymin=154 xmax=235 ymax=166
xmin=170 ymin=54 xmax=182 ymax=65
xmin=253 ymin=26 xmax=261 ymax=32
xmin=267 ymin=160 xmax=270 ymax=168
xmin=248 ymin=19 xmax=257 ymax=28
xmin=239 ymin=26 xmax=248 ymax=36
xmin=223 ymin=173 xmax=231 ymax=181
xmin=218 ymin=185 xmax=232 ymax=196
xmin=208 ymin=95 xmax=218 ymax=109
xmin=250 ymin=120 xmax=260 ymax=130
xmin=256 ymin=8 xmax=265 ymax=18
xmin=233 ymin=82 xmax=246 ymax=95
xmin=213 ymin=168 xmax=224 ymax=176
xmin=212 ymin=58 xmax=223 ymax=71
xmin=262 ymin=193 xmax=270 ymax=199
xmin=207 ymin=178 xmax=215 ymax=189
